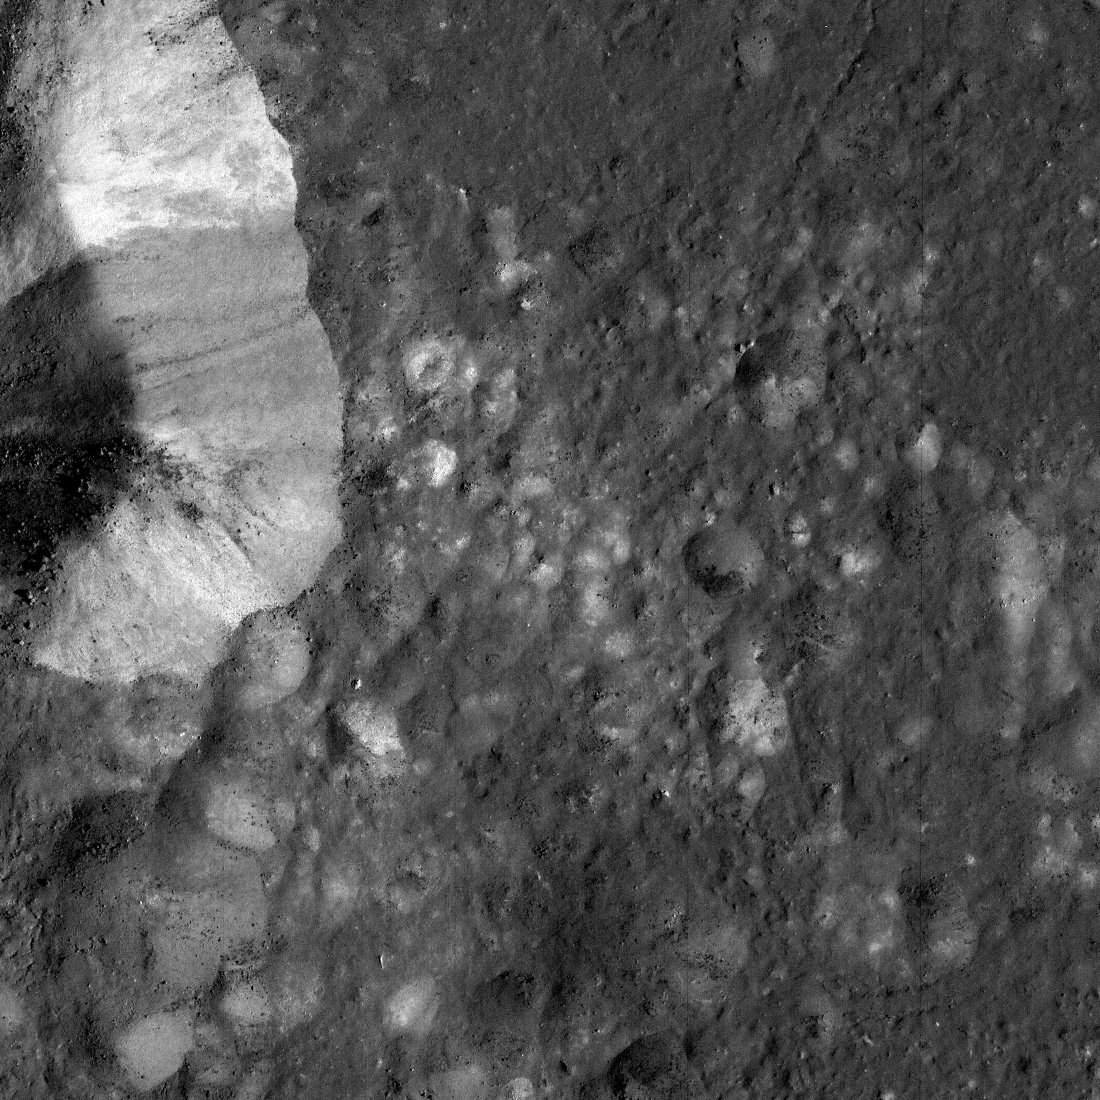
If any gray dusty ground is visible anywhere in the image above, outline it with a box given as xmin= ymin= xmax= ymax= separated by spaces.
xmin=5 ymin=0 xmax=1100 ymax=1098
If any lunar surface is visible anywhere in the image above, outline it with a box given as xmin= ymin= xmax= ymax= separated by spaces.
xmin=2 ymin=0 xmax=342 ymax=685
xmin=2 ymin=1 xmax=1100 ymax=1098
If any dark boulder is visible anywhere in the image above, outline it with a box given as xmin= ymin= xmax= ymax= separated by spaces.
xmin=580 ymin=1032 xmax=707 ymax=1100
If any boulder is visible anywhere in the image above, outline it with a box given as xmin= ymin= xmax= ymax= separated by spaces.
xmin=113 ymin=1010 xmax=194 ymax=1092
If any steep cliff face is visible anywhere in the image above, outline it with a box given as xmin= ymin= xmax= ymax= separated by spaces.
xmin=1 ymin=0 xmax=343 ymax=683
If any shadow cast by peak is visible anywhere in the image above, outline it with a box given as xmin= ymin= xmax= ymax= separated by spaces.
xmin=0 ymin=258 xmax=144 ymax=578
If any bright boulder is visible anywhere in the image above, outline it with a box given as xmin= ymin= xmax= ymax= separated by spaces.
xmin=114 ymin=1011 xmax=194 ymax=1092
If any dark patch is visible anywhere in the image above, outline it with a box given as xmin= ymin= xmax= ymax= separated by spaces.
xmin=876 ymin=468 xmax=944 ymax=567
xmin=145 ymin=5 xmax=224 ymax=52
xmin=1063 ymin=499 xmax=1100 ymax=593
xmin=899 ymin=869 xmax=944 ymax=933
xmin=731 ymin=330 xmax=784 ymax=392
xmin=776 ymin=582 xmax=853 ymax=674
xmin=321 ymin=704 xmax=349 ymax=765
xmin=681 ymin=523 xmax=761 ymax=601
xmin=48 ymin=790 xmax=154 ymax=876
xmin=582 ymin=1032 xmax=706 ymax=1100
xmin=470 ymin=969 xmax=544 ymax=1031
xmin=347 ymin=461 xmax=390 ymax=495
xmin=569 ymin=224 xmax=623 ymax=281
xmin=176 ymin=499 xmax=202 ymax=523
xmin=0 ymin=261 xmax=142 ymax=578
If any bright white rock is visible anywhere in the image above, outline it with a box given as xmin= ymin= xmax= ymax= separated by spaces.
xmin=905 ymin=422 xmax=942 ymax=475
xmin=341 ymin=698 xmax=408 ymax=776
xmin=403 ymin=337 xmax=458 ymax=395
xmin=383 ymin=976 xmax=440 ymax=1038
xmin=114 ymin=1011 xmax=194 ymax=1092
xmin=722 ymin=677 xmax=790 ymax=757
xmin=6 ymin=0 xmax=342 ymax=684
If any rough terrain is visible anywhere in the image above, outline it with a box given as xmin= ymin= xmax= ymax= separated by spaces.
xmin=3 ymin=1 xmax=1100 ymax=1098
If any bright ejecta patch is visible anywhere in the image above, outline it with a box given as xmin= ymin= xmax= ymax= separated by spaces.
xmin=13 ymin=3 xmax=297 ymax=249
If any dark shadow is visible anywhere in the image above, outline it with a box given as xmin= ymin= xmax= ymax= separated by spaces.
xmin=0 ymin=14 xmax=161 ymax=1098
xmin=0 ymin=1 xmax=143 ymax=587
xmin=0 ymin=261 xmax=143 ymax=577
xmin=44 ymin=788 xmax=157 ymax=880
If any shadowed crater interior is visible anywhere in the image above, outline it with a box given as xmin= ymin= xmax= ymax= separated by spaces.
xmin=0 ymin=260 xmax=142 ymax=577
xmin=46 ymin=788 xmax=156 ymax=879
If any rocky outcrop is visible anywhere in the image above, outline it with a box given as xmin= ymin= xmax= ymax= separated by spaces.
xmin=2 ymin=0 xmax=343 ymax=683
